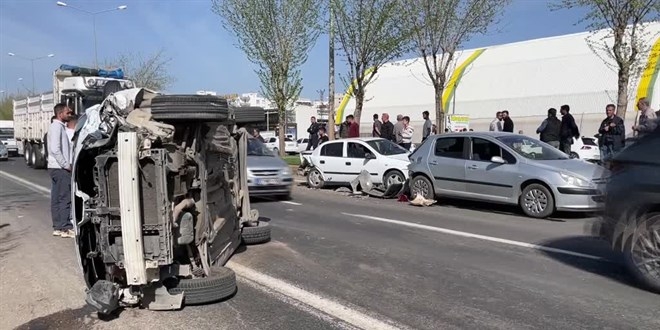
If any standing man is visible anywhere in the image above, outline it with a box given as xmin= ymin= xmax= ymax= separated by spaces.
xmin=559 ymin=104 xmax=580 ymax=155
xmin=48 ymin=103 xmax=74 ymax=238
xmin=489 ymin=111 xmax=503 ymax=131
xmin=393 ymin=114 xmax=404 ymax=145
xmin=347 ymin=115 xmax=360 ymax=138
xmin=422 ymin=111 xmax=432 ymax=141
xmin=502 ymin=110 xmax=514 ymax=132
xmin=536 ymin=108 xmax=561 ymax=149
xmin=339 ymin=116 xmax=350 ymax=139
xmin=401 ymin=116 xmax=414 ymax=150
xmin=381 ymin=113 xmax=394 ymax=141
xmin=632 ymin=97 xmax=657 ymax=138
xmin=306 ymin=116 xmax=320 ymax=150
xmin=318 ymin=127 xmax=329 ymax=144
xmin=372 ymin=114 xmax=382 ymax=137
xmin=598 ymin=104 xmax=625 ymax=161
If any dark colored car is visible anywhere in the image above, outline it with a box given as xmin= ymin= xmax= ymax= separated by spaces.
xmin=595 ymin=127 xmax=660 ymax=293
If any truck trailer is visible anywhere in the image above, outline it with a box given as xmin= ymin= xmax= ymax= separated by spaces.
xmin=13 ymin=65 xmax=134 ymax=169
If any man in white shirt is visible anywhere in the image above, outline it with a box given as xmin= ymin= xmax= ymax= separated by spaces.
xmin=489 ymin=111 xmax=503 ymax=131
xmin=48 ymin=103 xmax=74 ymax=238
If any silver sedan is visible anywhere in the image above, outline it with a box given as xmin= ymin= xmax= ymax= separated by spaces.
xmin=408 ymin=132 xmax=607 ymax=218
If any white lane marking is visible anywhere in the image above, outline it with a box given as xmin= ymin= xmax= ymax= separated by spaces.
xmin=1 ymin=170 xmax=409 ymax=330
xmin=228 ymin=262 xmax=408 ymax=330
xmin=0 ymin=170 xmax=50 ymax=196
xmin=343 ymin=212 xmax=608 ymax=262
xmin=281 ymin=201 xmax=302 ymax=206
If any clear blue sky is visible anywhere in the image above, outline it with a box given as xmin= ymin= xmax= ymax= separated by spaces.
xmin=0 ymin=0 xmax=590 ymax=98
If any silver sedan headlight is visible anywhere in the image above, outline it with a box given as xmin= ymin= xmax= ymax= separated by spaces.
xmin=559 ymin=172 xmax=592 ymax=188
xmin=281 ymin=167 xmax=292 ymax=176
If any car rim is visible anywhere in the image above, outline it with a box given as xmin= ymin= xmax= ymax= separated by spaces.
xmin=308 ymin=170 xmax=322 ymax=188
xmin=524 ymin=189 xmax=548 ymax=214
xmin=412 ymin=179 xmax=430 ymax=198
xmin=387 ymin=173 xmax=404 ymax=187
xmin=630 ymin=216 xmax=660 ymax=281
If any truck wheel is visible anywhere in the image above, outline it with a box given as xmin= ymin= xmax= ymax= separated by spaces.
xmin=167 ymin=266 xmax=237 ymax=305
xmin=33 ymin=145 xmax=47 ymax=169
xmin=623 ymin=213 xmax=660 ymax=293
xmin=149 ymin=95 xmax=230 ymax=122
xmin=241 ymin=221 xmax=271 ymax=245
xmin=24 ymin=143 xmax=33 ymax=166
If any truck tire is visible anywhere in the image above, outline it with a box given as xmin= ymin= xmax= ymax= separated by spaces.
xmin=241 ymin=221 xmax=271 ymax=245
xmin=167 ymin=266 xmax=237 ymax=305
xmin=24 ymin=143 xmax=33 ymax=166
xmin=33 ymin=144 xmax=47 ymax=169
xmin=232 ymin=106 xmax=265 ymax=124
xmin=150 ymin=95 xmax=230 ymax=122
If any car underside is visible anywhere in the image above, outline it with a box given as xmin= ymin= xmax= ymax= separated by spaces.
xmin=72 ymin=88 xmax=270 ymax=313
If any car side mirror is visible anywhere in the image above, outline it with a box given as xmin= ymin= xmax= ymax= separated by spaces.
xmin=491 ymin=156 xmax=506 ymax=164
xmin=365 ymin=153 xmax=376 ymax=160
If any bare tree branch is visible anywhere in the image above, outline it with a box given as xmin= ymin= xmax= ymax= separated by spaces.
xmin=552 ymin=0 xmax=660 ymax=117
xmin=402 ymin=0 xmax=510 ymax=132
xmin=212 ymin=0 xmax=322 ymax=154
xmin=331 ymin=0 xmax=412 ymax=124
xmin=106 ymin=49 xmax=175 ymax=92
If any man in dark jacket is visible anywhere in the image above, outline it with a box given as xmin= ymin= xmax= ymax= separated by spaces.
xmin=536 ymin=108 xmax=561 ymax=149
xmin=306 ymin=116 xmax=320 ymax=150
xmin=502 ymin=110 xmax=514 ymax=132
xmin=598 ymin=104 xmax=625 ymax=161
xmin=380 ymin=113 xmax=395 ymax=141
xmin=339 ymin=116 xmax=350 ymax=139
xmin=559 ymin=104 xmax=580 ymax=155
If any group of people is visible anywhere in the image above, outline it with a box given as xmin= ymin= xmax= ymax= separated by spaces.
xmin=489 ymin=110 xmax=516 ymax=133
xmin=370 ymin=111 xmax=435 ymax=150
xmin=47 ymin=103 xmax=76 ymax=238
xmin=534 ymin=98 xmax=658 ymax=161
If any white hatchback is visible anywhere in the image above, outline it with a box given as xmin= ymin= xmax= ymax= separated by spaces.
xmin=303 ymin=138 xmax=411 ymax=189
xmin=571 ymin=136 xmax=600 ymax=162
xmin=265 ymin=137 xmax=299 ymax=154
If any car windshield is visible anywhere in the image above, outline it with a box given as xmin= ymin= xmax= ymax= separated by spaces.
xmin=0 ymin=128 xmax=13 ymax=139
xmin=582 ymin=137 xmax=597 ymax=146
xmin=497 ymin=135 xmax=569 ymax=160
xmin=248 ymin=138 xmax=275 ymax=157
xmin=366 ymin=139 xmax=408 ymax=156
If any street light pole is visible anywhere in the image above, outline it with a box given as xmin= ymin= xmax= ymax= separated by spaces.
xmin=56 ymin=2 xmax=127 ymax=69
xmin=7 ymin=53 xmax=55 ymax=94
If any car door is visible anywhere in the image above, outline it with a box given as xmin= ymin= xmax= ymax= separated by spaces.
xmin=315 ymin=141 xmax=347 ymax=183
xmin=464 ymin=137 xmax=519 ymax=202
xmin=429 ymin=136 xmax=468 ymax=194
xmin=345 ymin=141 xmax=384 ymax=184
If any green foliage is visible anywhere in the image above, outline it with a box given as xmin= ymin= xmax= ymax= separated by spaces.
xmin=0 ymin=92 xmax=28 ymax=120
xmin=331 ymin=0 xmax=412 ymax=123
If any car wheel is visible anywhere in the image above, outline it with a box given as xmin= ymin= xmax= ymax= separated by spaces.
xmin=149 ymin=95 xmax=230 ymax=122
xmin=306 ymin=168 xmax=324 ymax=189
xmin=622 ymin=212 xmax=660 ymax=293
xmin=272 ymin=147 xmax=279 ymax=154
xmin=383 ymin=170 xmax=405 ymax=189
xmin=520 ymin=183 xmax=555 ymax=218
xmin=242 ymin=221 xmax=271 ymax=245
xmin=410 ymin=175 xmax=434 ymax=200
xmin=166 ymin=266 xmax=237 ymax=305
xmin=570 ymin=152 xmax=579 ymax=159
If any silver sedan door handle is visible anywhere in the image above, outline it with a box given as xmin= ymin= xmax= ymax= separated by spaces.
xmin=429 ymin=160 xmax=438 ymax=165
xmin=468 ymin=164 xmax=478 ymax=170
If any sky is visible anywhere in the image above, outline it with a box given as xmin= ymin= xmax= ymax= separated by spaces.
xmin=0 ymin=0 xmax=590 ymax=99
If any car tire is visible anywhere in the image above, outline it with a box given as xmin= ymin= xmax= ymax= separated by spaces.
xmin=622 ymin=212 xmax=660 ymax=293
xmin=241 ymin=221 xmax=271 ymax=245
xmin=149 ymin=95 xmax=230 ymax=122
xmin=570 ymin=152 xmax=579 ymax=159
xmin=167 ymin=266 xmax=237 ymax=305
xmin=272 ymin=147 xmax=279 ymax=154
xmin=306 ymin=168 xmax=324 ymax=189
xmin=410 ymin=175 xmax=434 ymax=200
xmin=383 ymin=170 xmax=405 ymax=189
xmin=520 ymin=183 xmax=555 ymax=218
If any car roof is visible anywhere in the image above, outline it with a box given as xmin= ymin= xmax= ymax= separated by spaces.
xmin=429 ymin=131 xmax=519 ymax=139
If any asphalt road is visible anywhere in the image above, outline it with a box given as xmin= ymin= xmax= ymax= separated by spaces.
xmin=0 ymin=157 xmax=658 ymax=330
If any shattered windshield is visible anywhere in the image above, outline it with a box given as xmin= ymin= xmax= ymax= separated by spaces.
xmin=248 ymin=138 xmax=275 ymax=157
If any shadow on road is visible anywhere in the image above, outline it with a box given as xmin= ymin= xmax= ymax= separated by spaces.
xmin=0 ymin=223 xmax=25 ymax=261
xmin=14 ymin=305 xmax=107 ymax=330
xmin=535 ymin=235 xmax=644 ymax=290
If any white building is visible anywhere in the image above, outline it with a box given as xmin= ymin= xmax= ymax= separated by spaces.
xmin=326 ymin=22 xmax=660 ymax=142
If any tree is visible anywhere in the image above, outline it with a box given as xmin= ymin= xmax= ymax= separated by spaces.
xmin=213 ymin=0 xmax=322 ymax=155
xmin=107 ymin=49 xmax=175 ymax=92
xmin=402 ymin=0 xmax=509 ymax=132
xmin=0 ymin=92 xmax=28 ymax=120
xmin=553 ymin=0 xmax=660 ymax=117
xmin=331 ymin=0 xmax=412 ymax=125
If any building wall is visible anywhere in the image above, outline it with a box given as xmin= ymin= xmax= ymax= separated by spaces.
xmin=333 ymin=23 xmax=660 ymax=142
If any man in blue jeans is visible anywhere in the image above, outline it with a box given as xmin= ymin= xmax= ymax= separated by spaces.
xmin=48 ymin=103 xmax=74 ymax=238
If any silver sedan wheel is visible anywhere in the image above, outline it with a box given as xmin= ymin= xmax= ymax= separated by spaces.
xmin=524 ymin=188 xmax=548 ymax=214
xmin=412 ymin=177 xmax=432 ymax=199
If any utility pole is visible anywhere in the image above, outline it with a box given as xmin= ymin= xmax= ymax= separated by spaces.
xmin=327 ymin=2 xmax=336 ymax=140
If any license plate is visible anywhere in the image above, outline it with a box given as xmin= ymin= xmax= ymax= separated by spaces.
xmin=256 ymin=178 xmax=279 ymax=186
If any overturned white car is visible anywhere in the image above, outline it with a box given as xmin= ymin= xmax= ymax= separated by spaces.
xmin=71 ymin=84 xmax=270 ymax=313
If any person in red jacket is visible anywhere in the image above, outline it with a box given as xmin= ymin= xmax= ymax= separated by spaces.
xmin=347 ymin=115 xmax=360 ymax=138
